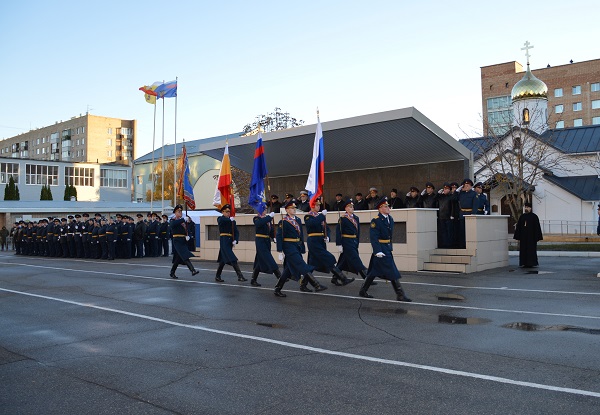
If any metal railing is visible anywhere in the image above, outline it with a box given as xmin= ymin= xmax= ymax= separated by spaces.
xmin=540 ymin=220 xmax=598 ymax=235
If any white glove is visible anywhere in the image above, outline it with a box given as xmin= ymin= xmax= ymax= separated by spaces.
xmin=321 ymin=209 xmax=328 ymax=216
xmin=421 ymin=189 xmax=426 ymax=196
xmin=450 ymin=216 xmax=455 ymax=220
xmin=269 ymin=212 xmax=275 ymax=218
xmin=457 ymin=185 xmax=463 ymax=192
xmin=185 ymin=236 xmax=190 ymax=241
xmin=337 ymin=245 xmax=343 ymax=253
xmin=375 ymin=252 xmax=385 ymax=258
xmin=232 ymin=240 xmax=237 ymax=247
xmin=326 ymin=237 xmax=330 ymax=243
xmin=278 ymin=252 xmax=284 ymax=262
xmin=230 ymin=217 xmax=235 ymax=221
xmin=273 ymin=238 xmax=276 ymax=243
xmin=406 ymin=192 xmax=411 ymax=197
xmin=438 ymin=189 xmax=443 ymax=194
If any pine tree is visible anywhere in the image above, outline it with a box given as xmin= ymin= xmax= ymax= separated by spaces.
xmin=15 ymin=185 xmax=20 ymax=200
xmin=4 ymin=176 xmax=17 ymax=200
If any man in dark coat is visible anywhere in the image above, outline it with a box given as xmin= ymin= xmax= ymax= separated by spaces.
xmin=215 ymin=204 xmax=247 ymax=283
xmin=305 ymin=199 xmax=354 ymax=286
xmin=267 ymin=195 xmax=283 ymax=214
xmin=296 ymin=190 xmax=311 ymax=212
xmin=353 ymin=193 xmax=369 ymax=211
xmin=134 ymin=214 xmax=146 ymax=258
xmin=331 ymin=193 xmax=345 ymax=211
xmin=436 ymin=183 xmax=455 ymax=248
xmin=405 ymin=186 xmax=420 ymax=208
xmin=169 ymin=204 xmax=199 ymax=279
xmin=335 ymin=199 xmax=371 ymax=283
xmin=513 ymin=202 xmax=543 ymax=268
xmin=388 ymin=189 xmax=405 ymax=209
xmin=274 ymin=199 xmax=327 ymax=297
xmin=250 ymin=209 xmax=281 ymax=286
xmin=454 ymin=178 xmax=478 ymax=249
xmin=359 ymin=197 xmax=412 ymax=302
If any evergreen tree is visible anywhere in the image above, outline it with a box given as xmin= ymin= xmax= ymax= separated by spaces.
xmin=15 ymin=185 xmax=20 ymax=200
xmin=4 ymin=176 xmax=17 ymax=200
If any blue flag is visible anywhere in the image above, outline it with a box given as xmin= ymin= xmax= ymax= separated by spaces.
xmin=179 ymin=145 xmax=196 ymax=210
xmin=248 ymin=133 xmax=268 ymax=214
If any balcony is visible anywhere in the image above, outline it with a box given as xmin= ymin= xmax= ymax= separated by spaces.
xmin=62 ymin=135 xmax=71 ymax=142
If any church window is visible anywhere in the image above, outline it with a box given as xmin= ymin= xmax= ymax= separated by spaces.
xmin=572 ymin=85 xmax=581 ymax=95
xmin=522 ymin=108 xmax=530 ymax=124
xmin=573 ymin=102 xmax=582 ymax=112
xmin=573 ymin=119 xmax=583 ymax=127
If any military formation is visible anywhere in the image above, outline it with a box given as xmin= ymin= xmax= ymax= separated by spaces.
xmin=8 ymin=212 xmax=195 ymax=259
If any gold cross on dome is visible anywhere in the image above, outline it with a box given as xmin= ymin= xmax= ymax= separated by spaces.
xmin=521 ymin=41 xmax=534 ymax=65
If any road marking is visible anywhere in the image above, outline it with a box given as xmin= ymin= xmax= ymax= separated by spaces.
xmin=1 ymin=286 xmax=599 ymax=399
xmin=1 ymin=261 xmax=600 ymax=320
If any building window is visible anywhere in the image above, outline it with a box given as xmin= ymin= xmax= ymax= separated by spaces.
xmin=555 ymin=104 xmax=564 ymax=114
xmin=107 ymin=139 xmax=112 ymax=146
xmin=100 ymin=169 xmax=127 ymax=188
xmin=81 ymin=138 xmax=85 ymax=145
xmin=573 ymin=119 xmax=583 ymax=127
xmin=76 ymin=139 xmax=80 ymax=146
xmin=573 ymin=102 xmax=582 ymax=112
xmin=592 ymin=117 xmax=600 ymax=125
xmin=136 ymin=175 xmax=143 ymax=185
xmin=107 ymin=150 xmax=113 ymax=157
xmin=0 ymin=162 xmax=19 ymax=184
xmin=592 ymin=83 xmax=600 ymax=92
xmin=592 ymin=100 xmax=600 ymax=109
xmin=555 ymin=121 xmax=564 ymax=129
xmin=572 ymin=85 xmax=581 ymax=95
xmin=81 ymin=149 xmax=84 ymax=156
xmin=522 ymin=108 xmax=530 ymax=124
xmin=554 ymin=88 xmax=563 ymax=97
xmin=64 ymin=166 xmax=94 ymax=187
xmin=36 ymin=148 xmax=40 ymax=155
xmin=108 ymin=128 xmax=113 ymax=135
xmin=487 ymin=95 xmax=511 ymax=110
xmin=26 ymin=164 xmax=59 ymax=185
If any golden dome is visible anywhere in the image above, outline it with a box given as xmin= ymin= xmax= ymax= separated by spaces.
xmin=511 ymin=64 xmax=548 ymax=101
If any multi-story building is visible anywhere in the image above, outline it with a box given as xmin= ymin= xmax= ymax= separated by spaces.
xmin=481 ymin=58 xmax=600 ymax=135
xmin=0 ymin=114 xmax=136 ymax=165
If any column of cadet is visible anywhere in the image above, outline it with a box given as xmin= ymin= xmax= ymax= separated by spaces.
xmin=11 ymin=212 xmax=189 ymax=260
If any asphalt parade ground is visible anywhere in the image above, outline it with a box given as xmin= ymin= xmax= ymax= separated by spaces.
xmin=1 ymin=252 xmax=599 ymax=414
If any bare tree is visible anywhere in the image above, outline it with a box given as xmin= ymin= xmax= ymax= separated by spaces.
xmin=242 ymin=107 xmax=304 ymax=134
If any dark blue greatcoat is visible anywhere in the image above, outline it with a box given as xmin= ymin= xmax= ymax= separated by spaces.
xmin=276 ymin=215 xmax=314 ymax=279
xmin=217 ymin=215 xmax=239 ymax=265
xmin=367 ymin=213 xmax=401 ymax=281
xmin=170 ymin=217 xmax=194 ymax=262
xmin=253 ymin=215 xmax=278 ymax=273
xmin=304 ymin=211 xmax=336 ymax=273
xmin=335 ymin=213 xmax=366 ymax=274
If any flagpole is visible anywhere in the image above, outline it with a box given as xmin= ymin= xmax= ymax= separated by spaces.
xmin=161 ymin=88 xmax=166 ymax=214
xmin=173 ymin=76 xmax=178 ymax=208
xmin=150 ymin=102 xmax=157 ymax=213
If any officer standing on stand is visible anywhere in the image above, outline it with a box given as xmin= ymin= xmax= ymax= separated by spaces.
xmin=454 ymin=178 xmax=477 ymax=249
xmin=359 ymin=198 xmax=412 ymax=302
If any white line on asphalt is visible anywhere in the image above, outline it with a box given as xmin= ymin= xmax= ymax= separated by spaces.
xmin=1 ymin=286 xmax=599 ymax=399
xmin=2 ymin=254 xmax=600 ymax=297
xmin=2 ymin=261 xmax=600 ymax=321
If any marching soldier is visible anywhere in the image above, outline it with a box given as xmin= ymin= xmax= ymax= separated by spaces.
xmin=215 ymin=204 xmax=247 ymax=283
xmin=359 ymin=198 xmax=412 ymax=302
xmin=250 ymin=209 xmax=281 ymax=286
xmin=335 ymin=199 xmax=371 ymax=283
xmin=168 ymin=204 xmax=199 ymax=278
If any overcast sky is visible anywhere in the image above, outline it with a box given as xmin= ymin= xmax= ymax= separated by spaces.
xmin=1 ymin=0 xmax=598 ymax=158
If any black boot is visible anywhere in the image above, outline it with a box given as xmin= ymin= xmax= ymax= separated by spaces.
xmin=273 ymin=268 xmax=282 ymax=280
xmin=391 ymin=279 xmax=412 ymax=302
xmin=184 ymin=259 xmax=199 ymax=276
xmin=299 ymin=275 xmax=313 ymax=292
xmin=250 ymin=267 xmax=261 ymax=286
xmin=332 ymin=267 xmax=354 ymax=286
xmin=215 ymin=262 xmax=225 ymax=282
xmin=170 ymin=263 xmax=178 ymax=279
xmin=274 ymin=276 xmax=286 ymax=297
xmin=233 ymin=262 xmax=247 ymax=282
xmin=306 ymin=273 xmax=328 ymax=292
xmin=359 ymin=274 xmax=376 ymax=298
xmin=359 ymin=269 xmax=377 ymax=285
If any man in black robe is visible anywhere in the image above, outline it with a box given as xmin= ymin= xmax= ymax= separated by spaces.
xmin=513 ymin=202 xmax=543 ymax=268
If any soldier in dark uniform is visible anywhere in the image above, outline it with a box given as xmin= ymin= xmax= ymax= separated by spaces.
xmin=106 ymin=217 xmax=117 ymax=260
xmin=73 ymin=214 xmax=83 ymax=258
xmin=305 ymin=199 xmax=354 ymax=286
xmin=134 ymin=213 xmax=146 ymax=258
xmin=120 ymin=215 xmax=132 ymax=259
xmin=82 ymin=214 xmax=92 ymax=258
xmin=335 ymin=199 xmax=371 ymax=284
xmin=39 ymin=220 xmax=48 ymax=256
xmin=52 ymin=218 xmax=62 ymax=257
xmin=419 ymin=182 xmax=438 ymax=209
xmin=46 ymin=218 xmax=55 ymax=257
xmin=98 ymin=217 xmax=108 ymax=259
xmin=436 ymin=183 xmax=455 ymax=248
xmin=274 ymin=199 xmax=327 ymax=297
xmin=453 ymin=178 xmax=478 ymax=249
xmin=267 ymin=195 xmax=283 ymax=214
xmin=388 ymin=189 xmax=405 ymax=209
xmin=250 ymin=209 xmax=281 ymax=286
xmin=215 ymin=204 xmax=247 ymax=283
xmin=59 ymin=218 xmax=69 ymax=257
xmin=66 ymin=215 xmax=76 ymax=257
xmin=353 ymin=193 xmax=369 ymax=210
xmin=160 ymin=214 xmax=170 ymax=257
xmin=144 ymin=212 xmax=152 ymax=256
xmin=405 ymin=186 xmax=420 ymax=208
xmin=114 ymin=214 xmax=123 ymax=258
xmin=296 ymin=190 xmax=311 ymax=212
xmin=91 ymin=219 xmax=100 ymax=259
xmin=185 ymin=216 xmax=196 ymax=252
xmin=150 ymin=213 xmax=161 ymax=257
xmin=474 ymin=182 xmax=490 ymax=215
xmin=169 ymin=204 xmax=199 ymax=279
xmin=359 ymin=198 xmax=412 ymax=302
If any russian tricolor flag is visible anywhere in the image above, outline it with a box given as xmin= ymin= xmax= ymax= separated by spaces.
xmin=305 ymin=120 xmax=324 ymax=208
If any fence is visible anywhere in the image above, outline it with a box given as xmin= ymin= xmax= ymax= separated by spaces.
xmin=540 ymin=220 xmax=598 ymax=235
